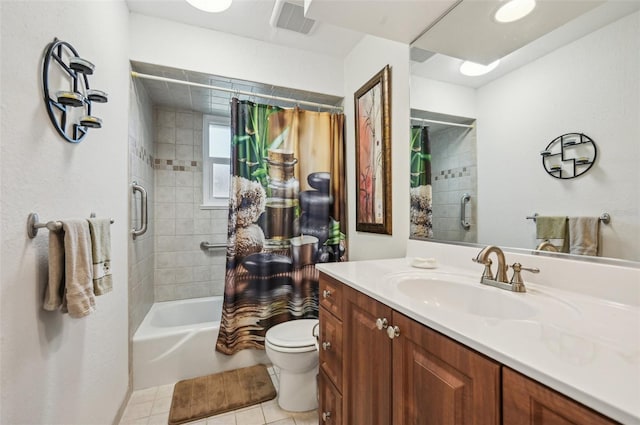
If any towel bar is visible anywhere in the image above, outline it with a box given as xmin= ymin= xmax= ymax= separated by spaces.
xmin=27 ymin=212 xmax=114 ymax=238
xmin=200 ymin=241 xmax=226 ymax=250
xmin=526 ymin=212 xmax=610 ymax=224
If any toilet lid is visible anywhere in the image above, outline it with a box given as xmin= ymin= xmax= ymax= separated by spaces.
xmin=266 ymin=319 xmax=318 ymax=349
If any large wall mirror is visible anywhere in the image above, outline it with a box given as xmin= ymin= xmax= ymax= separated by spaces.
xmin=409 ymin=1 xmax=640 ymax=263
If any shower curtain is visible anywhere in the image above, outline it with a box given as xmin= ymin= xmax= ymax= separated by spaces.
xmin=216 ymin=98 xmax=346 ymax=355
xmin=410 ymin=125 xmax=433 ymax=238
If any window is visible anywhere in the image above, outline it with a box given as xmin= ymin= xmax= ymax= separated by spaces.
xmin=202 ymin=115 xmax=231 ymax=207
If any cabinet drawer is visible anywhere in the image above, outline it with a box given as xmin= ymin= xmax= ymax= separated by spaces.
xmin=319 ymin=370 xmax=343 ymax=425
xmin=319 ymin=273 xmax=343 ymax=319
xmin=319 ymin=306 xmax=343 ymax=390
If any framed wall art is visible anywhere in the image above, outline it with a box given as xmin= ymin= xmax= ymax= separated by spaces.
xmin=354 ymin=65 xmax=392 ymax=234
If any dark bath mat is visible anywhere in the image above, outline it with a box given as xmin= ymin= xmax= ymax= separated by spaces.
xmin=168 ymin=364 xmax=276 ymax=425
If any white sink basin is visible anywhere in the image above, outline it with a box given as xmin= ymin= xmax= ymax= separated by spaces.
xmin=395 ymin=275 xmax=537 ymax=319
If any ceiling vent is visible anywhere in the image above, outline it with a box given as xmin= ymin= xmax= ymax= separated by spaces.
xmin=410 ymin=47 xmax=436 ymax=63
xmin=270 ymin=0 xmax=317 ymax=35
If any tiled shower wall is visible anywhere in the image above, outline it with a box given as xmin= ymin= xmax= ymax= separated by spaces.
xmin=128 ymin=78 xmax=155 ymax=336
xmin=153 ymin=107 xmax=227 ymax=302
xmin=430 ymin=125 xmax=478 ymax=243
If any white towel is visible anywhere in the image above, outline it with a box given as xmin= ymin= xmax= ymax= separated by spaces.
xmin=61 ymin=220 xmax=96 ymax=318
xmin=87 ymin=218 xmax=113 ymax=295
xmin=568 ymin=217 xmax=600 ymax=256
xmin=43 ymin=229 xmax=65 ymax=311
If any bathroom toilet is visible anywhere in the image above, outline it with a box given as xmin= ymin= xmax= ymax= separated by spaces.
xmin=265 ymin=319 xmax=319 ymax=412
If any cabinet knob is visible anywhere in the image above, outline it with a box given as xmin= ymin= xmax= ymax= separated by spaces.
xmin=387 ymin=325 xmax=400 ymax=339
xmin=375 ymin=317 xmax=388 ymax=330
xmin=322 ymin=341 xmax=332 ymax=351
xmin=322 ymin=289 xmax=332 ymax=299
xmin=322 ymin=411 xmax=332 ymax=422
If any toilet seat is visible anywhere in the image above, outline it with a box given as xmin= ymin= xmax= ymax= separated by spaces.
xmin=265 ymin=319 xmax=318 ymax=353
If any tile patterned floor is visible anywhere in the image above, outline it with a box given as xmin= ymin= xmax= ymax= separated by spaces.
xmin=119 ymin=367 xmax=318 ymax=425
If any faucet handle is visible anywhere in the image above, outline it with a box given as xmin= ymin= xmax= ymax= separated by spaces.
xmin=472 ymin=257 xmax=494 ymax=281
xmin=509 ymin=263 xmax=539 ymax=290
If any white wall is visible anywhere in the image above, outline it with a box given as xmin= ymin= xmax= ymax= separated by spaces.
xmin=410 ymin=75 xmax=476 ymax=119
xmin=477 ymin=12 xmax=640 ymax=261
xmin=129 ymin=13 xmax=344 ymax=97
xmin=344 ymin=35 xmax=410 ymax=260
xmin=0 ymin=1 xmax=130 ymax=424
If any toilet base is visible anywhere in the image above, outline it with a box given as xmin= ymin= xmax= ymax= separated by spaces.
xmin=276 ymin=366 xmax=318 ymax=412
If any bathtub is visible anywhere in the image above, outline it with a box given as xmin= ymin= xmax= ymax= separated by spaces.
xmin=133 ymin=296 xmax=268 ymax=389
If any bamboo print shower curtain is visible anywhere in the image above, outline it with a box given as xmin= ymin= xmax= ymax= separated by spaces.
xmin=410 ymin=126 xmax=433 ymax=238
xmin=216 ymin=98 xmax=346 ymax=355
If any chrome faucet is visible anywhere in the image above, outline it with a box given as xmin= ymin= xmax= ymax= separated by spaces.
xmin=472 ymin=245 xmax=539 ymax=293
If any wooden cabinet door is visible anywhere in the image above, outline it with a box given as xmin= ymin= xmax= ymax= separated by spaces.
xmin=392 ymin=311 xmax=501 ymax=425
xmin=319 ymin=370 xmax=343 ymax=425
xmin=344 ymin=287 xmax=393 ymax=425
xmin=319 ymin=306 xmax=343 ymax=390
xmin=503 ymin=368 xmax=617 ymax=425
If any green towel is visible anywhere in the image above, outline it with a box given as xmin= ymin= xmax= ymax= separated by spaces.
xmin=536 ymin=216 xmax=568 ymax=252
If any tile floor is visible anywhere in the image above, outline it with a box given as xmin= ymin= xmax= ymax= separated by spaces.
xmin=119 ymin=367 xmax=318 ymax=425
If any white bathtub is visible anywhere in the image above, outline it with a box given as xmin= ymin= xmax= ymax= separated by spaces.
xmin=133 ymin=296 xmax=268 ymax=389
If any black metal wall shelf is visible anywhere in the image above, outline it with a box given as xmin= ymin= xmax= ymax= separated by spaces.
xmin=540 ymin=133 xmax=597 ymax=179
xmin=42 ymin=38 xmax=108 ymax=143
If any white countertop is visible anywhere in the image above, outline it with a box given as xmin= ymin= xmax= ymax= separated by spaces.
xmin=316 ymin=257 xmax=640 ymax=424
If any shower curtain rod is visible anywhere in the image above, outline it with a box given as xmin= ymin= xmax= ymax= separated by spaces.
xmin=131 ymin=71 xmax=343 ymax=111
xmin=410 ymin=117 xmax=475 ymax=129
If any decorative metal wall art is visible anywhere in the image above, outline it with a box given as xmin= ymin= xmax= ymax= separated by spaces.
xmin=42 ymin=38 xmax=108 ymax=143
xmin=540 ymin=133 xmax=597 ymax=179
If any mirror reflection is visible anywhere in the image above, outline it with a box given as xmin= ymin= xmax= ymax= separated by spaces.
xmin=409 ymin=1 xmax=640 ymax=262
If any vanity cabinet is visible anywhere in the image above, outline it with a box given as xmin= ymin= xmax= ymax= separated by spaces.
xmin=503 ymin=368 xmax=618 ymax=425
xmin=318 ymin=272 xmax=621 ymax=425
xmin=318 ymin=273 xmax=501 ymax=424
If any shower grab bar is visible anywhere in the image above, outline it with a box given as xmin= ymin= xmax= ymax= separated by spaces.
xmin=131 ymin=181 xmax=148 ymax=239
xmin=200 ymin=241 xmax=226 ymax=250
xmin=27 ymin=212 xmax=114 ymax=238
xmin=460 ymin=193 xmax=471 ymax=230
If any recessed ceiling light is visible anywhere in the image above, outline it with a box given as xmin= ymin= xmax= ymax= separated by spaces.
xmin=459 ymin=60 xmax=500 ymax=76
xmin=185 ymin=0 xmax=232 ymax=13
xmin=494 ymin=0 xmax=536 ymax=23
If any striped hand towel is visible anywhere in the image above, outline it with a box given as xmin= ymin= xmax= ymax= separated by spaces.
xmin=88 ymin=218 xmax=113 ymax=295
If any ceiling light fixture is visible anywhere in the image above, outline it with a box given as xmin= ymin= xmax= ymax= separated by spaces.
xmin=185 ymin=0 xmax=232 ymax=13
xmin=494 ymin=0 xmax=536 ymax=23
xmin=459 ymin=60 xmax=500 ymax=76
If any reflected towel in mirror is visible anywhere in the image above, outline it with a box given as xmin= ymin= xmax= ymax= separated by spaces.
xmin=568 ymin=217 xmax=600 ymax=256
xmin=536 ymin=216 xmax=568 ymax=252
